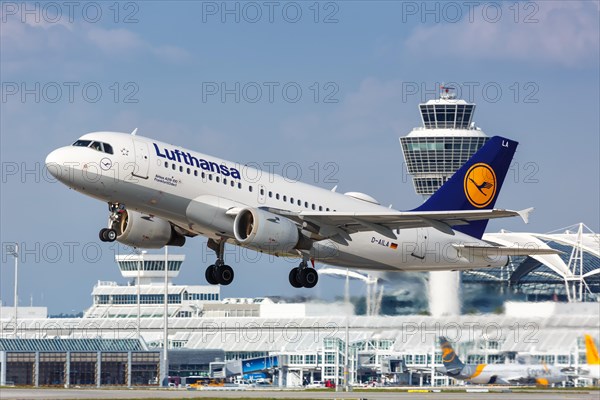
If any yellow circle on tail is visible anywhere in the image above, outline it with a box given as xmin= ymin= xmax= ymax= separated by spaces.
xmin=464 ymin=163 xmax=497 ymax=208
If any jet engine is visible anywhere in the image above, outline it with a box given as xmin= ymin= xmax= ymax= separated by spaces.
xmin=233 ymin=208 xmax=310 ymax=253
xmin=114 ymin=210 xmax=185 ymax=248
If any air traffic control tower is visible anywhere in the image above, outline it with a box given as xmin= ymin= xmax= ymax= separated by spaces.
xmin=399 ymin=86 xmax=489 ymax=316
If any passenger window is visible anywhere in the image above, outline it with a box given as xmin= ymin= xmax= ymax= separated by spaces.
xmin=260 ymin=188 xmax=264 ymax=195
xmin=231 ymin=181 xmax=235 ymax=187
xmin=304 ymin=202 xmax=308 ymax=208
xmin=179 ymin=166 xmax=183 ymax=172
xmin=187 ymin=168 xmax=191 ymax=174
xmin=172 ymin=164 xmax=176 ymax=170
xmin=326 ymin=208 xmax=330 ymax=211
xmin=268 ymin=191 xmax=272 ymax=198
xmin=238 ymin=182 xmax=242 ymax=189
xmin=319 ymin=206 xmax=323 ymax=211
xmin=283 ymin=195 xmax=287 ymax=202
xmin=290 ymin=197 xmax=294 ymax=204
xmin=216 ymin=176 xmax=220 ymax=183
xmin=297 ymin=200 xmax=301 ymax=206
xmin=312 ymin=204 xmax=315 ymax=210
xmin=164 ymin=162 xmax=168 ymax=168
xmin=201 ymin=172 xmax=206 ymax=179
xmin=249 ymin=186 xmax=253 ymax=192
xmin=223 ymin=178 xmax=227 ymax=185
xmin=276 ymin=193 xmax=280 ymax=200
xmin=209 ymin=175 xmax=212 ymax=181
xmin=194 ymin=170 xmax=198 ymax=177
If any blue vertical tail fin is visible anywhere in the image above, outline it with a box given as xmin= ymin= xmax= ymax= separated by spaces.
xmin=413 ymin=136 xmax=518 ymax=239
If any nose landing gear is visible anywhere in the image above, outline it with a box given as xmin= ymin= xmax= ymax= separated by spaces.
xmin=99 ymin=202 xmax=124 ymax=242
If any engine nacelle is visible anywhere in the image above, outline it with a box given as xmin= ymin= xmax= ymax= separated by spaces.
xmin=115 ymin=210 xmax=185 ymax=249
xmin=234 ymin=208 xmax=306 ymax=253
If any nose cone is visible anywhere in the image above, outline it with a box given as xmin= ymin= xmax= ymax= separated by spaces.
xmin=45 ymin=147 xmax=72 ymax=183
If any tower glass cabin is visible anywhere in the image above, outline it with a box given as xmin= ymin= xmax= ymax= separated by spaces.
xmin=400 ymin=88 xmax=489 ymax=197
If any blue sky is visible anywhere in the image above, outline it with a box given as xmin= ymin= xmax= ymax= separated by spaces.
xmin=1 ymin=1 xmax=599 ymax=313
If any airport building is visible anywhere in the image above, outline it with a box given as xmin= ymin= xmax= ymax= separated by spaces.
xmin=1 ymin=253 xmax=598 ymax=388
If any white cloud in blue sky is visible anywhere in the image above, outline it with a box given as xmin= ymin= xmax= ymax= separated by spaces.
xmin=406 ymin=1 xmax=599 ymax=67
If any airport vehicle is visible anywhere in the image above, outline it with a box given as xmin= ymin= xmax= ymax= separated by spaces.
xmin=439 ymin=337 xmax=569 ymax=385
xmin=46 ymin=132 xmax=555 ymax=288
xmin=580 ymin=334 xmax=600 ymax=380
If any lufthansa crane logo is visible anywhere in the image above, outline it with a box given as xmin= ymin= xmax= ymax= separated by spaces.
xmin=464 ymin=163 xmax=496 ymax=208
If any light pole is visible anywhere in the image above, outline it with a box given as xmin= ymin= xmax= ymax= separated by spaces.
xmin=137 ymin=250 xmax=146 ymax=340
xmin=8 ymin=244 xmax=19 ymax=329
xmin=162 ymin=245 xmax=169 ymax=387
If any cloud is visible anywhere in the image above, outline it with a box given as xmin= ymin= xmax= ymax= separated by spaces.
xmin=280 ymin=77 xmax=415 ymax=149
xmin=405 ymin=1 xmax=599 ymax=68
xmin=85 ymin=28 xmax=190 ymax=62
xmin=86 ymin=27 xmax=146 ymax=53
xmin=1 ymin=18 xmax=190 ymax=74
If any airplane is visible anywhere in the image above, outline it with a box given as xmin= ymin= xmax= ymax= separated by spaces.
xmin=579 ymin=334 xmax=600 ymax=380
xmin=45 ymin=131 xmax=557 ymax=288
xmin=438 ymin=337 xmax=569 ymax=386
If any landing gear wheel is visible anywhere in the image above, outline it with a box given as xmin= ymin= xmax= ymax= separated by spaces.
xmin=100 ymin=228 xmax=117 ymax=242
xmin=104 ymin=229 xmax=117 ymax=242
xmin=99 ymin=228 xmax=108 ymax=242
xmin=215 ymin=265 xmax=234 ymax=285
xmin=289 ymin=267 xmax=302 ymax=288
xmin=299 ymin=268 xmax=318 ymax=288
xmin=205 ymin=265 xmax=218 ymax=285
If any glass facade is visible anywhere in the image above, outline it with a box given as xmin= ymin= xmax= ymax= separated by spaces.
xmin=419 ymin=103 xmax=474 ymax=129
xmin=400 ymin=136 xmax=488 ymax=196
xmin=118 ymin=260 xmax=181 ymax=272
xmin=94 ymin=292 xmax=219 ymax=306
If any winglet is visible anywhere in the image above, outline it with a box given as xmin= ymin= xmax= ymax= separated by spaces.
xmin=331 ymin=185 xmax=338 ymax=192
xmin=131 ymin=128 xmax=138 ymax=136
xmin=517 ymin=207 xmax=534 ymax=224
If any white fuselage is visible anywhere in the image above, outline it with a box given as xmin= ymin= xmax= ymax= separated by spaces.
xmin=46 ymin=132 xmax=508 ymax=272
xmin=452 ymin=363 xmax=568 ymax=385
xmin=580 ymin=364 xmax=600 ymax=380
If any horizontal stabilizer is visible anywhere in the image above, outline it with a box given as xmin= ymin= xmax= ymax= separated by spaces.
xmin=517 ymin=207 xmax=534 ymax=224
xmin=453 ymin=244 xmax=561 ymax=257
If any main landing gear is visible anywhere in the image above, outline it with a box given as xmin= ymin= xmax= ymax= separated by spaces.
xmin=205 ymin=238 xmax=234 ymax=286
xmin=288 ymin=257 xmax=319 ymax=289
xmin=99 ymin=203 xmax=123 ymax=242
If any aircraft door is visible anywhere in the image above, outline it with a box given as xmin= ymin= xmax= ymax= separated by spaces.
xmin=132 ymin=139 xmax=150 ymax=179
xmin=257 ymin=184 xmax=266 ymax=204
xmin=411 ymin=228 xmax=429 ymax=260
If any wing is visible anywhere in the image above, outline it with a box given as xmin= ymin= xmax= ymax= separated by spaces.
xmin=263 ymin=207 xmax=533 ymax=243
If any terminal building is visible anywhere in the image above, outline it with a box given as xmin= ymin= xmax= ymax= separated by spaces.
xmin=1 ymin=253 xmax=598 ymax=388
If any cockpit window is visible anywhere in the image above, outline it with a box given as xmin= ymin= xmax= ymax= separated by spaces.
xmin=91 ymin=141 xmax=103 ymax=151
xmin=72 ymin=140 xmax=114 ymax=154
xmin=73 ymin=140 xmax=92 ymax=147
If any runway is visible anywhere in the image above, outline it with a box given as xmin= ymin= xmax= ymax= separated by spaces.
xmin=0 ymin=388 xmax=598 ymax=400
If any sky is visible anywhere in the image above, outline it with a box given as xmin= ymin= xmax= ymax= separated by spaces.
xmin=1 ymin=1 xmax=599 ymax=313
